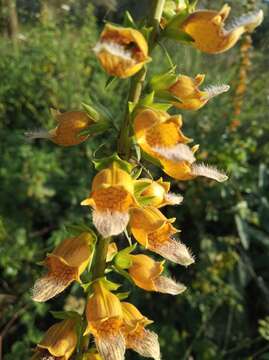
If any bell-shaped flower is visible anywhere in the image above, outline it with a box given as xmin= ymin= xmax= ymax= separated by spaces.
xmin=159 ymin=144 xmax=228 ymax=182
xmin=180 ymin=5 xmax=263 ymax=54
xmin=32 ymin=232 xmax=94 ymax=302
xmin=81 ymin=162 xmax=137 ymax=237
xmin=128 ymin=254 xmax=186 ymax=295
xmin=31 ymin=319 xmax=77 ymax=360
xmin=168 ymin=74 xmax=230 ymax=111
xmin=93 ymin=24 xmax=150 ymax=78
xmin=25 ymin=110 xmax=95 ymax=146
xmin=84 ymin=281 xmax=125 ymax=360
xmin=135 ymin=177 xmax=183 ymax=208
xmin=130 ymin=207 xmax=194 ymax=266
xmin=134 ymin=107 xmax=191 ymax=160
xmin=134 ymin=108 xmax=227 ymax=182
xmin=121 ymin=302 xmax=161 ymax=360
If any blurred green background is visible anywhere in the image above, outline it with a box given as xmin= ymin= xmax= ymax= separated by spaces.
xmin=1 ymin=0 xmax=269 ymax=359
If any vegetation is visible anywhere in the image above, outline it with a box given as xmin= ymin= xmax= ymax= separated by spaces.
xmin=0 ymin=1 xmax=269 ymax=359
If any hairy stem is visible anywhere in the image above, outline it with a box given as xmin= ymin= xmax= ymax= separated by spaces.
xmin=92 ymin=236 xmax=111 ymax=280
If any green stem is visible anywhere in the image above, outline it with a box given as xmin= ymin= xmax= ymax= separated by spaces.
xmin=117 ymin=0 xmax=165 ymax=160
xmin=92 ymin=236 xmax=111 ymax=280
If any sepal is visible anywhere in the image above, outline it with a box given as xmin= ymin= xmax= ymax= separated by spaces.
xmin=163 ymin=27 xmax=194 ymax=43
xmin=123 ymin=11 xmax=137 ymax=28
xmin=151 ymin=69 xmax=178 ymax=91
xmin=64 ymin=224 xmax=97 ymax=242
xmin=50 ymin=310 xmax=81 ymax=321
xmin=114 ymin=244 xmax=137 ymax=270
xmin=92 ymin=153 xmax=134 ymax=173
xmin=116 ymin=292 xmax=130 ymax=300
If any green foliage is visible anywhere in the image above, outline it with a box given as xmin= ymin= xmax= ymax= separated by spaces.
xmin=1 ymin=1 xmax=269 ymax=360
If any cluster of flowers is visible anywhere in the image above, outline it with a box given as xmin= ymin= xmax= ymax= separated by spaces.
xmin=28 ymin=2 xmax=263 ymax=360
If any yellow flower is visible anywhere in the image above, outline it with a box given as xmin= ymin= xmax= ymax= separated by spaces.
xmin=32 ymin=232 xmax=94 ymax=302
xmin=85 ymin=281 xmax=125 ymax=360
xmin=25 ymin=110 xmax=94 ymax=146
xmin=180 ymin=5 xmax=263 ymax=54
xmin=130 ymin=207 xmax=194 ymax=266
xmin=31 ymin=319 xmax=77 ymax=360
xmin=128 ymin=254 xmax=186 ymax=295
xmin=135 ymin=177 xmax=183 ymax=207
xmin=93 ymin=24 xmax=150 ymax=78
xmin=81 ymin=162 xmax=137 ymax=237
xmin=169 ymin=74 xmax=230 ymax=111
xmin=134 ymin=108 xmax=227 ymax=182
xmin=134 ymin=107 xmax=192 ymax=160
xmin=121 ymin=302 xmax=160 ymax=360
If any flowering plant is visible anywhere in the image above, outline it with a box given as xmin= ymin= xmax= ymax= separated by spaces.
xmin=27 ymin=1 xmax=263 ymax=359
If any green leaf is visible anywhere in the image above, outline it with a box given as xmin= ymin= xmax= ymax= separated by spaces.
xmin=105 ymin=76 xmax=118 ymax=89
xmin=235 ymin=215 xmax=249 ymax=250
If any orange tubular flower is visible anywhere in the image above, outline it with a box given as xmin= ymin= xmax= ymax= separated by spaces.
xmin=81 ymin=162 xmax=137 ymax=237
xmin=130 ymin=207 xmax=194 ymax=266
xmin=180 ymin=5 xmax=263 ymax=54
xmin=93 ymin=24 xmax=150 ymax=78
xmin=32 ymin=232 xmax=93 ymax=302
xmin=31 ymin=319 xmax=77 ymax=360
xmin=134 ymin=108 xmax=228 ymax=182
xmin=85 ymin=281 xmax=125 ymax=360
xmin=128 ymin=254 xmax=186 ymax=295
xmin=121 ymin=302 xmax=160 ymax=360
xmin=25 ymin=110 xmax=94 ymax=146
xmin=135 ymin=177 xmax=183 ymax=207
xmin=169 ymin=74 xmax=230 ymax=111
